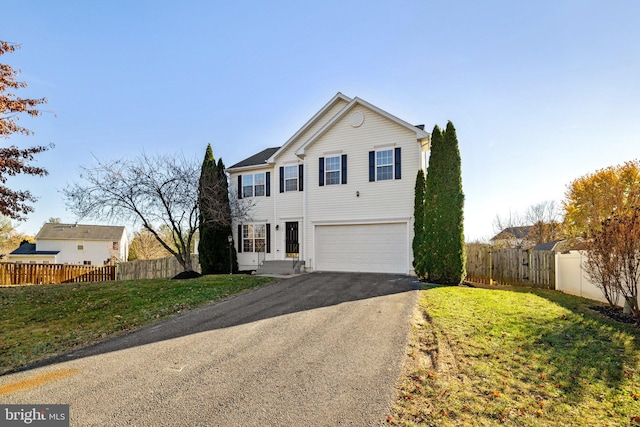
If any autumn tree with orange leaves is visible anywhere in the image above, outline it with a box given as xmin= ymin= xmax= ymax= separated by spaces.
xmin=563 ymin=160 xmax=640 ymax=238
xmin=1 ymin=41 xmax=52 ymax=219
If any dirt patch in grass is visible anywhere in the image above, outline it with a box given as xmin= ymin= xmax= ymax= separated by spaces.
xmin=590 ymin=305 xmax=640 ymax=328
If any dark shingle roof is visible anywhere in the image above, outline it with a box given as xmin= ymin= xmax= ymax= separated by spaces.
xmin=229 ymin=147 xmax=280 ymax=169
xmin=490 ymin=226 xmax=532 ymax=241
xmin=9 ymin=243 xmax=59 ymax=255
xmin=36 ymin=223 xmax=125 ymax=241
xmin=533 ymin=240 xmax=562 ymax=251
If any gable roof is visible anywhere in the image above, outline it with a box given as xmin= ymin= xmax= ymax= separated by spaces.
xmin=490 ymin=226 xmax=532 ymax=241
xmin=229 ymin=147 xmax=280 ymax=169
xmin=9 ymin=242 xmax=59 ymax=256
xmin=295 ymin=96 xmax=430 ymax=157
xmin=36 ymin=223 xmax=126 ymax=241
xmin=265 ymin=92 xmax=353 ymax=164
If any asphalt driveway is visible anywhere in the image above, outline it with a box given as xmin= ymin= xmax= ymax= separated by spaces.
xmin=1 ymin=272 xmax=419 ymax=426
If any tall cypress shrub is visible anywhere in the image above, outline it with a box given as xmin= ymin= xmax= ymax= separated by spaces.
xmin=420 ymin=122 xmax=465 ymax=284
xmin=198 ymin=144 xmax=218 ymax=274
xmin=413 ymin=169 xmax=426 ymax=276
xmin=198 ymin=145 xmax=238 ymax=274
xmin=419 ymin=125 xmax=444 ymax=280
xmin=440 ymin=121 xmax=465 ymax=283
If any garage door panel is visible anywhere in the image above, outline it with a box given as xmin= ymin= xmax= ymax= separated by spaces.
xmin=315 ymin=223 xmax=407 ymax=274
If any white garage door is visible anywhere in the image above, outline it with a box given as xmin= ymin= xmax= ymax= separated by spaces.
xmin=315 ymin=223 xmax=408 ymax=274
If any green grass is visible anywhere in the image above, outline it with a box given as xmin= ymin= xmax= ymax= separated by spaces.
xmin=0 ymin=274 xmax=275 ymax=375
xmin=391 ymin=285 xmax=640 ymax=426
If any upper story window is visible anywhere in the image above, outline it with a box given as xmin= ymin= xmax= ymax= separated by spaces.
xmin=284 ymin=165 xmax=298 ymax=192
xmin=112 ymin=241 xmax=120 ymax=250
xmin=325 ymin=156 xmax=341 ymax=185
xmin=77 ymin=241 xmax=84 ymax=250
xmin=279 ymin=165 xmax=303 ymax=192
xmin=238 ymin=172 xmax=270 ymax=199
xmin=254 ymin=173 xmax=265 ymax=196
xmin=376 ymin=149 xmax=394 ymax=181
xmin=319 ymin=154 xmax=347 ymax=186
xmin=369 ymin=147 xmax=401 ymax=182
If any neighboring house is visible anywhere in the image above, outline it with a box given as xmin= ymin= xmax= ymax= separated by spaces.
xmin=227 ymin=93 xmax=431 ymax=274
xmin=6 ymin=223 xmax=128 ymax=265
xmin=490 ymin=226 xmax=534 ymax=249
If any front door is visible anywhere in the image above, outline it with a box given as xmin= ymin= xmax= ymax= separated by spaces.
xmin=285 ymin=222 xmax=299 ymax=258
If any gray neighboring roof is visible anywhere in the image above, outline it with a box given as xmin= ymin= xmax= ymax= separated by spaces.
xmin=490 ymin=226 xmax=532 ymax=241
xmin=229 ymin=147 xmax=280 ymax=169
xmin=532 ymin=240 xmax=562 ymax=251
xmin=9 ymin=243 xmax=59 ymax=255
xmin=36 ymin=223 xmax=125 ymax=241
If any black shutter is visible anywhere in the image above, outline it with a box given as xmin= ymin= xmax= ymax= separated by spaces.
xmin=298 ymin=164 xmax=304 ymax=191
xmin=237 ymin=224 xmax=242 ymax=253
xmin=369 ymin=151 xmax=375 ymax=182
xmin=394 ymin=147 xmax=401 ymax=180
xmin=237 ymin=175 xmax=243 ymax=199
xmin=266 ymin=223 xmax=271 ymax=253
xmin=341 ymin=154 xmax=347 ymax=184
xmin=266 ymin=172 xmax=271 ymax=197
xmin=279 ymin=167 xmax=284 ymax=193
xmin=319 ymin=157 xmax=325 ymax=186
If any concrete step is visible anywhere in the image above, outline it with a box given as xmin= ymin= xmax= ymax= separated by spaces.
xmin=256 ymin=260 xmax=305 ymax=276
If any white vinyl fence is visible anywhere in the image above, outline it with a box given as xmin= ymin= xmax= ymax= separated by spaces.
xmin=555 ymin=251 xmax=638 ymax=308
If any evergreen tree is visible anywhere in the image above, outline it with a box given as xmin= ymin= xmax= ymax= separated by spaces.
xmin=419 ymin=122 xmax=465 ymax=284
xmin=418 ymin=125 xmax=444 ymax=279
xmin=412 ymin=169 xmax=426 ymax=275
xmin=198 ymin=145 xmax=238 ymax=274
xmin=440 ymin=121 xmax=465 ymax=283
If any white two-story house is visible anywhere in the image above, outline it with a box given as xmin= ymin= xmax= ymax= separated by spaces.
xmin=227 ymin=93 xmax=430 ymax=275
xmin=7 ymin=223 xmax=128 ymax=265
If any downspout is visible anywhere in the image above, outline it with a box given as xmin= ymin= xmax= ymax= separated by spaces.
xmin=302 ymin=157 xmax=307 ymax=270
xmin=273 ymin=166 xmax=278 ymax=259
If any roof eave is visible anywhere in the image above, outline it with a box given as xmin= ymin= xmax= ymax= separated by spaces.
xmin=296 ymin=96 xmax=430 ymax=156
xmin=227 ymin=163 xmax=274 ymax=173
xmin=267 ymin=92 xmax=352 ymax=163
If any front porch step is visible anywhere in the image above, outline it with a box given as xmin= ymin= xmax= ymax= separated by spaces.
xmin=256 ymin=260 xmax=305 ymax=276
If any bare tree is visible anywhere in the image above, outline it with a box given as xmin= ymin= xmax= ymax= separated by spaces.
xmin=525 ymin=200 xmax=562 ymax=244
xmin=585 ymin=207 xmax=640 ymax=318
xmin=64 ymin=152 xmax=250 ymax=272
xmin=492 ymin=208 xmax=525 ymax=235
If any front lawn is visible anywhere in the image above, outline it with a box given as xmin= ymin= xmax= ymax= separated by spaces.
xmin=390 ymin=285 xmax=640 ymax=426
xmin=0 ymin=274 xmax=275 ymax=375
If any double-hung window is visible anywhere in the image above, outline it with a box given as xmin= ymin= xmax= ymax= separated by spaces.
xmin=369 ymin=147 xmax=401 ymax=182
xmin=284 ymin=165 xmax=298 ymax=192
xmin=376 ymin=149 xmax=394 ymax=181
xmin=254 ymin=173 xmax=265 ymax=196
xmin=319 ymin=154 xmax=347 ymax=186
xmin=242 ymin=224 xmax=266 ymax=252
xmin=242 ymin=174 xmax=254 ymax=198
xmin=325 ymin=156 xmax=341 ymax=185
xmin=241 ymin=173 xmax=266 ymax=198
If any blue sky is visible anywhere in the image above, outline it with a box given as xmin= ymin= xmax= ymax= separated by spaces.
xmin=3 ymin=0 xmax=639 ymax=241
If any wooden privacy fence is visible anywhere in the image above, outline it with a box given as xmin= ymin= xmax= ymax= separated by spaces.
xmin=117 ymin=255 xmax=201 ymax=281
xmin=0 ymin=263 xmax=116 ymax=286
xmin=465 ymin=245 xmax=555 ymax=289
